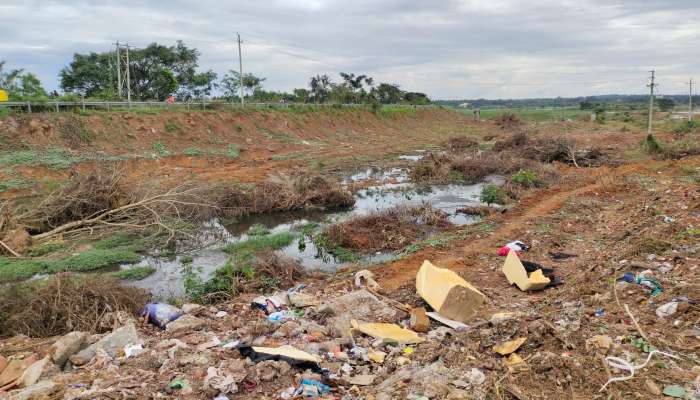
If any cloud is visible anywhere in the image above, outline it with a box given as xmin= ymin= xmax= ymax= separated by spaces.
xmin=1 ymin=0 xmax=698 ymax=99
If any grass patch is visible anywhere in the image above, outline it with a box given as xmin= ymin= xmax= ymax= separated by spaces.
xmin=111 ymin=266 xmax=156 ymax=280
xmin=247 ymin=223 xmax=270 ymax=236
xmin=0 ymin=148 xmax=82 ymax=170
xmin=183 ymin=147 xmax=204 ymax=156
xmin=164 ymin=120 xmax=183 ymax=134
xmin=480 ymin=184 xmax=506 ymax=205
xmin=153 ymin=141 xmax=168 ymax=156
xmin=0 ymin=234 xmax=145 ymax=283
xmin=222 ymin=231 xmax=295 ymax=255
xmin=0 ymin=177 xmax=34 ymax=192
xmin=227 ymin=144 xmax=241 ymax=158
xmin=24 ymin=242 xmax=64 ymax=257
xmin=271 ymin=151 xmax=307 ymax=161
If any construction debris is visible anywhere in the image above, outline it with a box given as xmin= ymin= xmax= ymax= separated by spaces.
xmin=415 ymin=260 xmax=485 ymax=322
xmin=502 ymin=251 xmax=550 ymax=291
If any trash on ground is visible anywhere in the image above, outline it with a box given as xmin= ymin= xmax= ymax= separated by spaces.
xmin=124 ymin=343 xmax=144 ymax=358
xmin=268 ymin=310 xmax=296 ymax=322
xmin=502 ymin=251 xmax=550 ymax=291
xmin=367 ymin=349 xmax=387 ymax=363
xmin=621 ymin=272 xmax=663 ymax=296
xmin=348 ymin=374 xmax=376 ymax=386
xmin=505 ymin=353 xmax=529 ymax=373
xmin=585 ymin=335 xmax=612 ymax=353
xmin=351 ymin=320 xmax=425 ymax=345
xmin=142 ymin=303 xmax=183 ymax=328
xmin=355 ymin=269 xmax=381 ymax=291
xmin=416 ymin=260 xmax=485 ymax=323
xmin=204 ymin=366 xmax=238 ymax=394
xmin=409 ymin=307 xmax=430 ymax=332
xmin=662 ymin=384 xmax=687 ymax=398
xmin=656 ymin=301 xmax=679 ymax=318
xmin=237 ymin=345 xmax=321 ymax=371
xmin=498 ymin=240 xmax=529 ymax=256
xmin=252 ymin=291 xmax=290 ymax=314
xmin=425 ymin=311 xmax=469 ymax=330
xmin=492 ymin=337 xmax=526 ymax=355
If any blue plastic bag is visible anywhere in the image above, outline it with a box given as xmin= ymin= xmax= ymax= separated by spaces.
xmin=143 ymin=303 xmax=183 ymax=329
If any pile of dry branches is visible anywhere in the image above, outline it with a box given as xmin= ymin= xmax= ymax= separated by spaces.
xmin=0 ymin=273 xmax=147 ymax=337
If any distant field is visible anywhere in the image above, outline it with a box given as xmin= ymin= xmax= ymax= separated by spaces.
xmin=450 ymin=107 xmax=590 ymax=122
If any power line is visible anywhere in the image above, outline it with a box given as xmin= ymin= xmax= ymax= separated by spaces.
xmin=689 ymin=78 xmax=694 ymax=122
xmin=647 ymin=70 xmax=657 ymax=135
xmin=237 ymin=33 xmax=244 ymax=107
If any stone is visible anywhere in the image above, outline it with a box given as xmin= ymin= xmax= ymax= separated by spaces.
xmin=322 ymin=290 xmax=406 ymax=336
xmin=348 ymin=374 xmax=376 ymax=386
xmin=20 ymin=356 xmax=60 ymax=388
xmin=6 ymin=380 xmax=57 ymax=400
xmin=409 ymin=308 xmax=430 ymax=333
xmin=644 ymin=379 xmax=662 ymax=396
xmin=464 ymin=368 xmax=486 ymax=385
xmin=69 ymin=324 xmax=141 ymax=366
xmin=165 ymin=314 xmax=205 ymax=333
xmin=181 ymin=303 xmax=203 ymax=314
xmin=289 ymin=292 xmax=319 ymax=308
xmin=50 ymin=331 xmax=88 ymax=367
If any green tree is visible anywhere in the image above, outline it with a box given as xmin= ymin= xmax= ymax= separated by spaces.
xmin=220 ymin=71 xmax=266 ymax=99
xmin=657 ymin=98 xmax=675 ymax=112
xmin=403 ymin=92 xmax=430 ymax=105
xmin=0 ymin=62 xmax=48 ymax=100
xmin=339 ymin=72 xmax=374 ymax=103
xmin=60 ymin=41 xmax=216 ymax=101
xmin=292 ymin=88 xmax=310 ymax=103
xmin=371 ymin=83 xmax=403 ymax=104
xmin=309 ymin=74 xmax=332 ymax=103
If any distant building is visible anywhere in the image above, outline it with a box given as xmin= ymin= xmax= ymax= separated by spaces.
xmin=458 ymin=102 xmax=470 ymax=108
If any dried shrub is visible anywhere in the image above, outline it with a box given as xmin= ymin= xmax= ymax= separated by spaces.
xmin=56 ymin=115 xmax=94 ymax=149
xmin=0 ymin=273 xmax=147 ymax=337
xmin=494 ymin=111 xmax=523 ymax=130
xmin=409 ymin=153 xmax=454 ymax=183
xmin=443 ymin=136 xmax=478 ymax=152
xmin=456 ymin=205 xmax=497 ymax=216
xmin=217 ymin=174 xmax=354 ymax=217
xmin=493 ymin=131 xmax=529 ymax=152
xmin=17 ymin=169 xmax=125 ymax=233
xmin=326 ymin=204 xmax=450 ymax=253
xmin=253 ymin=251 xmax=305 ymax=290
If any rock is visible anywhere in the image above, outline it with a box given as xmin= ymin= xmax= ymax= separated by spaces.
xmin=70 ymin=324 xmax=141 ymax=366
xmin=645 ymin=379 xmax=662 ymax=396
xmin=409 ymin=308 xmax=430 ymax=333
xmin=19 ymin=357 xmax=59 ymax=388
xmin=348 ymin=374 xmax=376 ymax=386
xmin=6 ymin=380 xmax=57 ymax=400
xmin=50 ymin=331 xmax=88 ymax=367
xmin=322 ymin=290 xmax=406 ymax=336
xmin=446 ymin=389 xmax=469 ymax=399
xmin=464 ymin=368 xmax=486 ymax=385
xmin=181 ymin=303 xmax=203 ymax=314
xmin=165 ymin=314 xmax=205 ymax=333
xmin=254 ymin=360 xmax=290 ymax=382
xmin=408 ymin=361 xmax=452 ymax=399
xmin=289 ymin=292 xmax=319 ymax=308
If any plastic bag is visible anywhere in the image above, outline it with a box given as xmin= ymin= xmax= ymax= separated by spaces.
xmin=143 ymin=303 xmax=183 ymax=329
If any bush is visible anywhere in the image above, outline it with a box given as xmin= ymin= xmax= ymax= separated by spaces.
xmin=674 ymin=120 xmax=698 ymax=135
xmin=512 ymin=169 xmax=537 ymax=187
xmin=480 ymin=184 xmax=505 ymax=205
xmin=643 ymin=134 xmax=662 ymax=154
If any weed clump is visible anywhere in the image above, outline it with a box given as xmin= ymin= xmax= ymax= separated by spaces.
xmin=494 ymin=111 xmax=523 ymax=130
xmin=480 ymin=184 xmax=505 ymax=205
xmin=0 ymin=273 xmax=147 ymax=337
xmin=643 ymin=134 xmax=662 ymax=154
xmin=444 ymin=136 xmax=478 ymax=152
xmin=111 ymin=265 xmax=156 ymax=280
xmin=324 ymin=204 xmax=450 ymax=253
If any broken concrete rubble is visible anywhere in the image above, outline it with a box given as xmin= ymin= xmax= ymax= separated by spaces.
xmin=165 ymin=314 xmax=205 ymax=332
xmin=50 ymin=331 xmax=88 ymax=367
xmin=69 ymin=323 xmax=141 ymax=366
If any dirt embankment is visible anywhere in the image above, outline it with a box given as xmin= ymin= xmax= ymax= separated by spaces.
xmin=0 ymin=108 xmax=471 ymax=197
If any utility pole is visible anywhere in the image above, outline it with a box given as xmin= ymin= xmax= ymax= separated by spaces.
xmin=125 ymin=44 xmax=132 ymax=109
xmin=237 ymin=33 xmax=244 ymax=107
xmin=647 ymin=70 xmax=656 ymax=135
xmin=115 ymin=41 xmax=122 ymax=98
xmin=689 ymin=78 xmax=694 ymax=122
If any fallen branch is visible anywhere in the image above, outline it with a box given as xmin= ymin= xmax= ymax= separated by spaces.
xmin=0 ymin=239 xmax=20 ymax=257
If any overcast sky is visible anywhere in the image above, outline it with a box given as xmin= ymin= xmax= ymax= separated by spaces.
xmin=1 ymin=0 xmax=698 ymax=99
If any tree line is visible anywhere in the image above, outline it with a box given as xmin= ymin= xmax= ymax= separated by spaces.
xmin=1 ymin=41 xmax=429 ymax=105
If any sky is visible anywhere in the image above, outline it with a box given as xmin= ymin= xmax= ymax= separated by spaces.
xmin=1 ymin=0 xmax=698 ymax=99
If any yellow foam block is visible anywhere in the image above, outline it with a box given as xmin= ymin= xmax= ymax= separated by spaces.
xmin=416 ymin=260 xmax=486 ymax=323
xmin=351 ymin=320 xmax=425 ymax=345
xmin=252 ymin=345 xmax=320 ymax=363
xmin=492 ymin=337 xmax=526 ymax=355
xmin=502 ymin=251 xmax=550 ymax=291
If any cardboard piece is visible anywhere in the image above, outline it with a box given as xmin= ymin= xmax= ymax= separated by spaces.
xmin=492 ymin=338 xmax=526 ymax=355
xmin=502 ymin=251 xmax=550 ymax=291
xmin=351 ymin=320 xmax=425 ymax=345
xmin=0 ymin=354 xmax=39 ymax=391
xmin=504 ymin=353 xmax=529 ymax=373
xmin=416 ymin=260 xmax=486 ymax=323
xmin=250 ymin=345 xmax=320 ymax=363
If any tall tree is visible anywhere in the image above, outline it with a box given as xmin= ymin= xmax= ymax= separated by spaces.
xmin=309 ymin=74 xmax=332 ymax=103
xmin=371 ymin=83 xmax=403 ymax=104
xmin=60 ymin=41 xmax=217 ymax=101
xmin=220 ymin=71 xmax=266 ymax=99
xmin=0 ymin=61 xmax=48 ymax=100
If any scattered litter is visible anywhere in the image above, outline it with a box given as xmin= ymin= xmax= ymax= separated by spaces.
xmin=600 ymin=350 xmax=681 ymax=391
xmin=215 ymin=311 xmax=229 ymax=318
xmin=464 ymin=368 xmax=486 ymax=385
xmin=585 ymin=335 xmax=612 ymax=353
xmin=502 ymin=251 xmax=550 ymax=291
xmin=367 ymin=350 xmax=387 ymax=363
xmin=142 ymin=303 xmax=183 ymax=329
xmin=504 ymin=353 xmax=529 ymax=373
xmin=416 ymin=260 xmax=485 ymax=323
xmin=221 ymin=340 xmax=240 ymax=349
xmin=348 ymin=374 xmax=376 ymax=386
xmin=169 ymin=377 xmax=189 ymax=390
xmin=621 ymin=272 xmax=663 ymax=296
xmin=238 ymin=345 xmax=321 ymax=371
xmin=252 ymin=292 xmax=290 ymax=314
xmin=498 ymin=240 xmax=529 ymax=256
xmin=354 ymin=269 xmax=381 ymax=291
xmin=124 ymin=343 xmax=144 ymax=358
xmin=268 ymin=310 xmax=296 ymax=322
xmin=409 ymin=307 xmax=431 ymax=332
xmin=425 ymin=311 xmax=469 ymax=330
xmin=493 ymin=338 xmax=526 ymax=355
xmin=297 ymin=379 xmax=331 ymax=398
xmin=351 ymin=320 xmax=425 ymax=345
xmin=204 ymin=366 xmax=238 ymax=394
xmin=656 ymin=301 xmax=679 ymax=318
xmin=548 ymin=251 xmax=577 ymax=260
xmin=662 ymin=384 xmax=687 ymax=398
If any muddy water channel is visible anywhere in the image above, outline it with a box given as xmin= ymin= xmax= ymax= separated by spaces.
xmin=127 ymin=158 xmax=500 ymax=299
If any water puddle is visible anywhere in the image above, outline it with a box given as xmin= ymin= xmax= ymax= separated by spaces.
xmin=127 ymin=165 xmax=501 ymax=299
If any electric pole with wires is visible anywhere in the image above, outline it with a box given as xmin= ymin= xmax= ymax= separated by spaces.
xmin=647 ymin=70 xmax=657 ymax=135
xmin=237 ymin=33 xmax=244 ymax=107
xmin=689 ymin=78 xmax=694 ymax=122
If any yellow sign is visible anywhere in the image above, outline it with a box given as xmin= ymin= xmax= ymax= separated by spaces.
xmin=0 ymin=90 xmax=8 ymax=102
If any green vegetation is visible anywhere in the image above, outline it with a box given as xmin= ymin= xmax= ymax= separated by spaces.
xmin=111 ymin=266 xmax=156 ymax=280
xmin=0 ymin=148 xmax=82 ymax=170
xmin=461 ymin=107 xmax=589 ymax=122
xmin=164 ymin=120 xmax=182 ymax=133
xmin=480 ymin=184 xmax=505 ymax=205
xmin=0 ymin=234 xmax=145 ymax=283
xmin=643 ymin=134 xmax=662 ymax=154
xmin=226 ymin=144 xmax=240 ymax=158
xmin=182 ymin=253 xmax=254 ymax=303
xmin=674 ymin=120 xmax=698 ymax=134
xmin=247 ymin=223 xmax=270 ymax=236
xmin=222 ymin=231 xmax=295 ymax=255
xmin=183 ymin=147 xmax=203 ymax=156
xmin=512 ymin=169 xmax=537 ymax=186
xmin=153 ymin=141 xmax=168 ymax=156
xmin=24 ymin=242 xmax=63 ymax=257
xmin=0 ymin=177 xmax=33 ymax=192
xmin=310 ymin=232 xmax=360 ymax=263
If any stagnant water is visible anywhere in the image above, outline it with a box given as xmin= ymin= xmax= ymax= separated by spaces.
xmin=125 ymin=154 xmax=502 ymax=299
